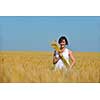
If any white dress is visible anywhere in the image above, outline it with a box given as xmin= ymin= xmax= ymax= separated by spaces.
xmin=54 ymin=48 xmax=69 ymax=70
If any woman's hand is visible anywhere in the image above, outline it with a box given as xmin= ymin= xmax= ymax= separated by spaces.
xmin=53 ymin=51 xmax=60 ymax=64
xmin=53 ymin=56 xmax=60 ymax=64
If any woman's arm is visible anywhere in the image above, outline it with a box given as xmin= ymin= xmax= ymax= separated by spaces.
xmin=53 ymin=51 xmax=60 ymax=64
xmin=69 ymin=50 xmax=76 ymax=68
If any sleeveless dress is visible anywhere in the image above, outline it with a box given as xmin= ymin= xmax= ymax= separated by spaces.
xmin=54 ymin=48 xmax=69 ymax=70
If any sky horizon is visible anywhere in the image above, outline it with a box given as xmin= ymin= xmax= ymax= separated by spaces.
xmin=0 ymin=16 xmax=100 ymax=52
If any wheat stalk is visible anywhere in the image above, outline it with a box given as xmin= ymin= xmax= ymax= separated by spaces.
xmin=51 ymin=40 xmax=70 ymax=68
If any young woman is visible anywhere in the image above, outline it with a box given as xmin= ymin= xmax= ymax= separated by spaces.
xmin=53 ymin=36 xmax=76 ymax=70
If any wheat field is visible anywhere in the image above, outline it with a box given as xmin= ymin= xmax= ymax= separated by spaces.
xmin=0 ymin=51 xmax=100 ymax=83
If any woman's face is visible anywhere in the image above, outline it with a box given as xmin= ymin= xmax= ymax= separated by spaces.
xmin=59 ymin=39 xmax=66 ymax=49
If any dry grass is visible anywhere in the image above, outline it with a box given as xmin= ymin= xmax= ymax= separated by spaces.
xmin=0 ymin=51 xmax=100 ymax=83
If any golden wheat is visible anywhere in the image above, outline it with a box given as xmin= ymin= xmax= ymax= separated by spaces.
xmin=0 ymin=51 xmax=100 ymax=83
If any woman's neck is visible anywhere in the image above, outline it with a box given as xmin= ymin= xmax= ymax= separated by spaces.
xmin=60 ymin=47 xmax=65 ymax=52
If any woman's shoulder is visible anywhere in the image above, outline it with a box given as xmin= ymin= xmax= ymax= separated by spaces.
xmin=65 ymin=48 xmax=70 ymax=52
xmin=65 ymin=48 xmax=72 ymax=54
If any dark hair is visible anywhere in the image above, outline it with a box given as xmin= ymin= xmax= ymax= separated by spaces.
xmin=58 ymin=36 xmax=68 ymax=45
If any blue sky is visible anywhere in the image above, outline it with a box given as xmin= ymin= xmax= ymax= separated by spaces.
xmin=0 ymin=16 xmax=100 ymax=52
